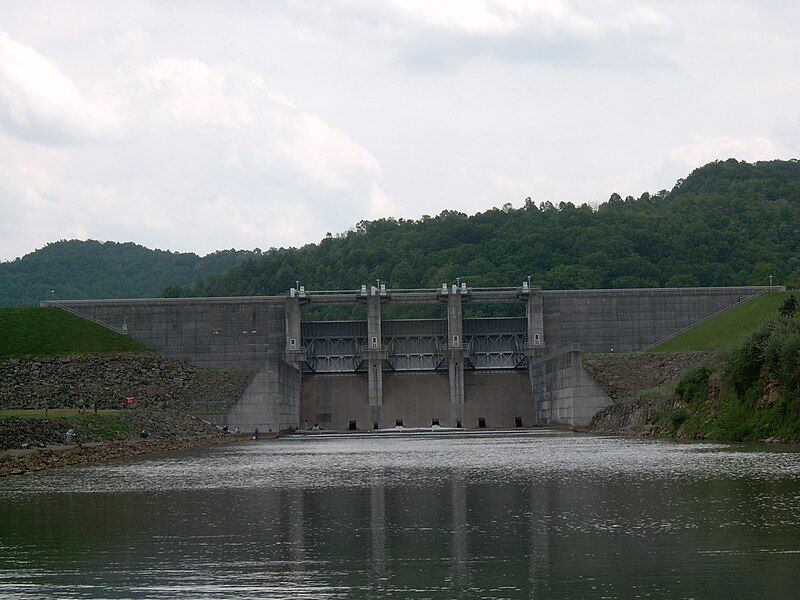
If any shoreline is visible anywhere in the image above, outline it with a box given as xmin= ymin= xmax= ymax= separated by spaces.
xmin=0 ymin=433 xmax=255 ymax=477
xmin=0 ymin=426 xmax=581 ymax=476
xmin=578 ymin=423 xmax=800 ymax=445
xmin=4 ymin=423 xmax=796 ymax=478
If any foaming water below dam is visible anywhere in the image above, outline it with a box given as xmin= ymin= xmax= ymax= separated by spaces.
xmin=1 ymin=432 xmax=799 ymax=598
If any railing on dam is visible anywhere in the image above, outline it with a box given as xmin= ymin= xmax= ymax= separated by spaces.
xmin=301 ymin=317 xmax=528 ymax=373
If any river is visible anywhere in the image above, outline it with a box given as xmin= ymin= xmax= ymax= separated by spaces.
xmin=1 ymin=430 xmax=799 ymax=599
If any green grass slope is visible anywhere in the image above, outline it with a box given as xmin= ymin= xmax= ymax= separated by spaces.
xmin=0 ymin=307 xmax=148 ymax=359
xmin=652 ymin=292 xmax=791 ymax=352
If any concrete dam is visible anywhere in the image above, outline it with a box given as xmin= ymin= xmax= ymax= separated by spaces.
xmin=45 ymin=284 xmax=773 ymax=432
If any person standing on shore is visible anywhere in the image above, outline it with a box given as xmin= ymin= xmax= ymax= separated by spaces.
xmin=253 ymin=427 xmax=259 ymax=440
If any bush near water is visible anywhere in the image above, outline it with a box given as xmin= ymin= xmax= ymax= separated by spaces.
xmin=591 ymin=313 xmax=800 ymax=443
xmin=666 ymin=316 xmax=800 ymax=442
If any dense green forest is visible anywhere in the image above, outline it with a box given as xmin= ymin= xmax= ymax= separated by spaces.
xmin=0 ymin=241 xmax=257 ymax=306
xmin=178 ymin=159 xmax=800 ymax=301
xmin=3 ymin=159 xmax=799 ymax=308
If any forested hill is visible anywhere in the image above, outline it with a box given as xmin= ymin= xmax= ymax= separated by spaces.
xmin=181 ymin=159 xmax=800 ymax=298
xmin=0 ymin=241 xmax=257 ymax=306
xmin=3 ymin=159 xmax=799 ymax=306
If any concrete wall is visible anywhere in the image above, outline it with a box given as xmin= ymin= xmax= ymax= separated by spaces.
xmin=541 ymin=287 xmax=759 ymax=352
xmin=49 ymin=297 xmax=285 ymax=369
xmin=299 ymin=369 xmax=532 ymax=430
xmin=47 ymin=297 xmax=301 ymax=432
xmin=530 ymin=348 xmax=612 ymax=427
xmin=228 ymin=358 xmax=301 ymax=433
xmin=301 ymin=373 xmax=369 ymax=429
xmin=383 ymin=372 xmax=453 ymax=428
xmin=50 ymin=287 xmax=762 ymax=364
xmin=463 ymin=370 xmax=534 ymax=428
xmin=299 ymin=287 xmax=762 ymax=354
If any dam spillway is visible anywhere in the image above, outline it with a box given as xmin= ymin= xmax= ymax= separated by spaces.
xmin=44 ymin=284 xmax=776 ymax=432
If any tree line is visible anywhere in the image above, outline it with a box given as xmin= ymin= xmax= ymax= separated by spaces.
xmin=3 ymin=159 xmax=798 ymax=310
xmin=0 ymin=240 xmax=258 ymax=307
xmin=178 ymin=159 xmax=800 ymax=303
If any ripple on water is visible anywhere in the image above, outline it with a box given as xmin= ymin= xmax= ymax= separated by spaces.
xmin=1 ymin=432 xmax=799 ymax=599
xmin=0 ymin=431 xmax=798 ymax=496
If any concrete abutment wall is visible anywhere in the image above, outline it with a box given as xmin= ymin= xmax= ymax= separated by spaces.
xmin=530 ymin=348 xmax=612 ymax=427
xmin=47 ymin=297 xmax=299 ymax=433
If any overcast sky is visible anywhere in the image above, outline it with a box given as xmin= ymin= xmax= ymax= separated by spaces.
xmin=0 ymin=1 xmax=798 ymax=260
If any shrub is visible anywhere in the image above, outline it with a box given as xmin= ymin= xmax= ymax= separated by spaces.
xmin=708 ymin=392 xmax=753 ymax=441
xmin=779 ymin=294 xmax=797 ymax=318
xmin=669 ymin=409 xmax=689 ymax=429
xmin=675 ymin=366 xmax=712 ymax=404
xmin=723 ymin=318 xmax=774 ymax=397
xmin=759 ymin=319 xmax=800 ymax=394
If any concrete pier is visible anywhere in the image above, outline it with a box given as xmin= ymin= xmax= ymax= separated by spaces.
xmin=364 ymin=288 xmax=388 ymax=427
xmin=284 ymin=294 xmax=304 ymax=367
xmin=524 ymin=286 xmax=545 ymax=420
xmin=525 ymin=288 xmax=544 ymax=350
xmin=444 ymin=284 xmax=468 ymax=425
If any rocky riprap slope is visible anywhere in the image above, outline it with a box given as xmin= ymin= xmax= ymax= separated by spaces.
xmin=589 ymin=397 xmax=678 ymax=436
xmin=582 ymin=352 xmax=714 ymax=404
xmin=0 ymin=353 xmax=257 ymax=474
xmin=0 ymin=434 xmax=237 ymax=476
xmin=581 ymin=352 xmax=714 ymax=436
xmin=0 ymin=353 xmax=255 ymax=414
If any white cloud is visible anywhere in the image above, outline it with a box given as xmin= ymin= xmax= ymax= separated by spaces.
xmin=141 ymin=58 xmax=255 ymax=127
xmin=0 ymin=1 xmax=797 ymax=263
xmin=139 ymin=57 xmax=380 ymax=192
xmin=273 ymin=111 xmax=381 ymax=191
xmin=669 ymin=135 xmax=784 ymax=169
xmin=0 ymin=42 xmax=388 ymax=258
xmin=0 ymin=30 xmax=118 ymax=143
xmin=368 ymin=182 xmax=396 ymax=218
xmin=615 ymin=5 xmax=671 ymax=31
xmin=290 ymin=0 xmax=671 ymax=68
xmin=194 ymin=195 xmax=314 ymax=248
xmin=371 ymin=0 xmax=601 ymax=39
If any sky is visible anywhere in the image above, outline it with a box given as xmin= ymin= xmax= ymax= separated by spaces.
xmin=0 ymin=1 xmax=798 ymax=261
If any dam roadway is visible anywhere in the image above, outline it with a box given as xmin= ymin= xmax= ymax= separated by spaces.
xmin=44 ymin=284 xmax=778 ymax=433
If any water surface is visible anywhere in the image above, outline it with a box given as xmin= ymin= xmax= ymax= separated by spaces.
xmin=1 ymin=431 xmax=799 ymax=599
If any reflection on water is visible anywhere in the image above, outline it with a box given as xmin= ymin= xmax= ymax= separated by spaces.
xmin=0 ymin=431 xmax=799 ymax=599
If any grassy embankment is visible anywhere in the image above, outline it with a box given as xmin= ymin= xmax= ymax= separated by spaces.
xmin=0 ymin=308 xmax=145 ymax=446
xmin=652 ymin=291 xmax=791 ymax=352
xmin=0 ymin=307 xmax=147 ymax=359
xmin=648 ymin=292 xmax=800 ymax=441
